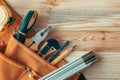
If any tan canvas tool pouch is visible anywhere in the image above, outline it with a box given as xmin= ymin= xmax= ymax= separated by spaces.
xmin=4 ymin=36 xmax=56 ymax=79
xmin=4 ymin=35 xmax=79 ymax=80
xmin=0 ymin=1 xmax=79 ymax=79
xmin=0 ymin=51 xmax=36 ymax=80
xmin=0 ymin=0 xmax=21 ymax=53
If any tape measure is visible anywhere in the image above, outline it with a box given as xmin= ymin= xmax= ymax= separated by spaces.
xmin=0 ymin=5 xmax=13 ymax=31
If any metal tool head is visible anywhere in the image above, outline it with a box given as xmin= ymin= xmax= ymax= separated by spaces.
xmin=32 ymin=25 xmax=52 ymax=45
xmin=15 ymin=10 xmax=38 ymax=43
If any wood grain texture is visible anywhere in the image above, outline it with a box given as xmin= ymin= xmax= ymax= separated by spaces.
xmin=65 ymin=51 xmax=120 ymax=80
xmin=5 ymin=0 xmax=120 ymax=29
xmin=48 ymin=29 xmax=120 ymax=52
xmin=4 ymin=0 xmax=120 ymax=80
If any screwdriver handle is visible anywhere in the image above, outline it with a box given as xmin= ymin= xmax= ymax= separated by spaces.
xmin=15 ymin=10 xmax=38 ymax=43
xmin=47 ymin=41 xmax=70 ymax=62
xmin=51 ymin=45 xmax=76 ymax=65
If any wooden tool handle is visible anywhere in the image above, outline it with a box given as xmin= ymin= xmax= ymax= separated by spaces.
xmin=43 ymin=47 xmax=56 ymax=59
xmin=27 ymin=10 xmax=38 ymax=31
xmin=47 ymin=41 xmax=70 ymax=62
xmin=51 ymin=45 xmax=76 ymax=65
xmin=51 ymin=48 xmax=72 ymax=65
xmin=20 ymin=9 xmax=38 ymax=33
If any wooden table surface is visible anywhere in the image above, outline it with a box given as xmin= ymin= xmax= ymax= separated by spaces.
xmin=5 ymin=0 xmax=120 ymax=80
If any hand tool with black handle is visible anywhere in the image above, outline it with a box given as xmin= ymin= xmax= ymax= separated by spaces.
xmin=15 ymin=10 xmax=38 ymax=43
xmin=47 ymin=40 xmax=70 ymax=62
xmin=51 ymin=45 xmax=76 ymax=65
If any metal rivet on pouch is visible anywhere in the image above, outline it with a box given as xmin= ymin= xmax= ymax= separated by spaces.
xmin=23 ymin=66 xmax=27 ymax=70
xmin=28 ymin=68 xmax=32 ymax=72
xmin=13 ymin=28 xmax=17 ymax=34
xmin=28 ymin=74 xmax=33 ymax=78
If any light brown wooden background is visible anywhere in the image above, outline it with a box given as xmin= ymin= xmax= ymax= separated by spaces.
xmin=5 ymin=0 xmax=120 ymax=80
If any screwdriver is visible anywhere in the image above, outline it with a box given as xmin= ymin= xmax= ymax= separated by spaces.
xmin=51 ymin=45 xmax=76 ymax=65
xmin=15 ymin=10 xmax=38 ymax=43
xmin=47 ymin=40 xmax=70 ymax=62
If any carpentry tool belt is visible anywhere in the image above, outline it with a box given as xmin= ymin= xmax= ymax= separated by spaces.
xmin=0 ymin=1 xmax=79 ymax=80
xmin=0 ymin=35 xmax=79 ymax=80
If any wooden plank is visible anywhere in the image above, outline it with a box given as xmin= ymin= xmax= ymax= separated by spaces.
xmin=5 ymin=0 xmax=120 ymax=29
xmin=4 ymin=0 xmax=120 ymax=80
xmin=47 ymin=29 xmax=120 ymax=52
xmin=26 ymin=29 xmax=120 ymax=52
xmin=65 ymin=51 xmax=120 ymax=80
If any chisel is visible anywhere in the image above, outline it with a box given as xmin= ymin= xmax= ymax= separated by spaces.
xmin=51 ymin=45 xmax=76 ymax=65
xmin=47 ymin=40 xmax=70 ymax=62
xmin=39 ymin=39 xmax=60 ymax=58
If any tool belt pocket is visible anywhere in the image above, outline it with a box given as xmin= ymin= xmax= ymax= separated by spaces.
xmin=4 ymin=35 xmax=79 ymax=80
xmin=4 ymin=35 xmax=57 ymax=80
xmin=0 ymin=51 xmax=32 ymax=80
